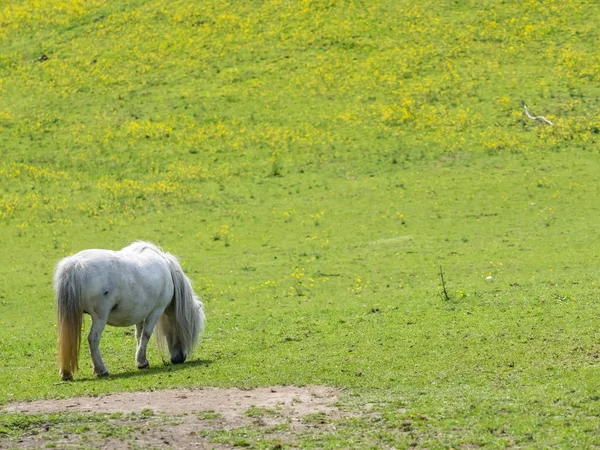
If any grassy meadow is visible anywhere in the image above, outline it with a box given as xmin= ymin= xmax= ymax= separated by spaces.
xmin=2 ymin=0 xmax=600 ymax=447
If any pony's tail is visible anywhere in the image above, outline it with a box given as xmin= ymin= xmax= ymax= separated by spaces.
xmin=161 ymin=252 xmax=205 ymax=356
xmin=54 ymin=257 xmax=84 ymax=381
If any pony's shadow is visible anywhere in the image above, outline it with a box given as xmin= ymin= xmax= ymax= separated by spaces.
xmin=78 ymin=359 xmax=213 ymax=382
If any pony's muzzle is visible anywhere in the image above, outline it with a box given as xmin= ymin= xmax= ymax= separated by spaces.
xmin=171 ymin=353 xmax=186 ymax=364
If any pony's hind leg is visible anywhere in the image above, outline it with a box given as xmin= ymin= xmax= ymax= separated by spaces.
xmin=88 ymin=315 xmax=109 ymax=377
xmin=135 ymin=310 xmax=163 ymax=369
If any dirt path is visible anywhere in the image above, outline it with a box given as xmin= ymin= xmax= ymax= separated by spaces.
xmin=1 ymin=386 xmax=343 ymax=449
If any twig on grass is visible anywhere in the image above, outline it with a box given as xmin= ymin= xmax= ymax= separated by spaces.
xmin=439 ymin=265 xmax=450 ymax=301
xmin=522 ymin=100 xmax=553 ymax=126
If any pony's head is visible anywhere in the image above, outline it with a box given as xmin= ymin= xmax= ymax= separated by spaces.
xmin=157 ymin=296 xmax=205 ymax=365
xmin=168 ymin=333 xmax=187 ymax=364
xmin=156 ymin=314 xmax=188 ymax=364
xmin=156 ymin=249 xmax=206 ymax=365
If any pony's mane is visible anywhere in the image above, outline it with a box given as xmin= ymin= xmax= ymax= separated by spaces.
xmin=123 ymin=241 xmax=164 ymax=255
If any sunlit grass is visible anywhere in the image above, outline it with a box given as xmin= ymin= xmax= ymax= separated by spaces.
xmin=2 ymin=0 xmax=600 ymax=447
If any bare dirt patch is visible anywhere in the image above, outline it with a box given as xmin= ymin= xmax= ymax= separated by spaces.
xmin=1 ymin=386 xmax=343 ymax=449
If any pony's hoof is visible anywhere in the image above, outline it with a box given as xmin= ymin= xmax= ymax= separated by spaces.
xmin=94 ymin=370 xmax=109 ymax=378
xmin=137 ymin=362 xmax=150 ymax=370
xmin=60 ymin=371 xmax=73 ymax=381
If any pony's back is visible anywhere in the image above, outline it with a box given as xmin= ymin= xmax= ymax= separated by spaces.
xmin=124 ymin=241 xmax=164 ymax=255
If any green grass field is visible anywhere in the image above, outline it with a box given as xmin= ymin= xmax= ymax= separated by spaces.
xmin=2 ymin=0 xmax=600 ymax=447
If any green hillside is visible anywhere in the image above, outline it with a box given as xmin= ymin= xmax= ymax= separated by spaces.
xmin=2 ymin=0 xmax=600 ymax=447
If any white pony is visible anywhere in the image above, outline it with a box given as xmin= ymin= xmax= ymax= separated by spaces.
xmin=54 ymin=241 xmax=205 ymax=381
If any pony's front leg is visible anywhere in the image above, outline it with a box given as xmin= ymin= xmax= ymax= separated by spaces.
xmin=134 ymin=322 xmax=148 ymax=369
xmin=88 ymin=316 xmax=109 ymax=377
xmin=135 ymin=311 xmax=162 ymax=369
xmin=135 ymin=322 xmax=143 ymax=346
